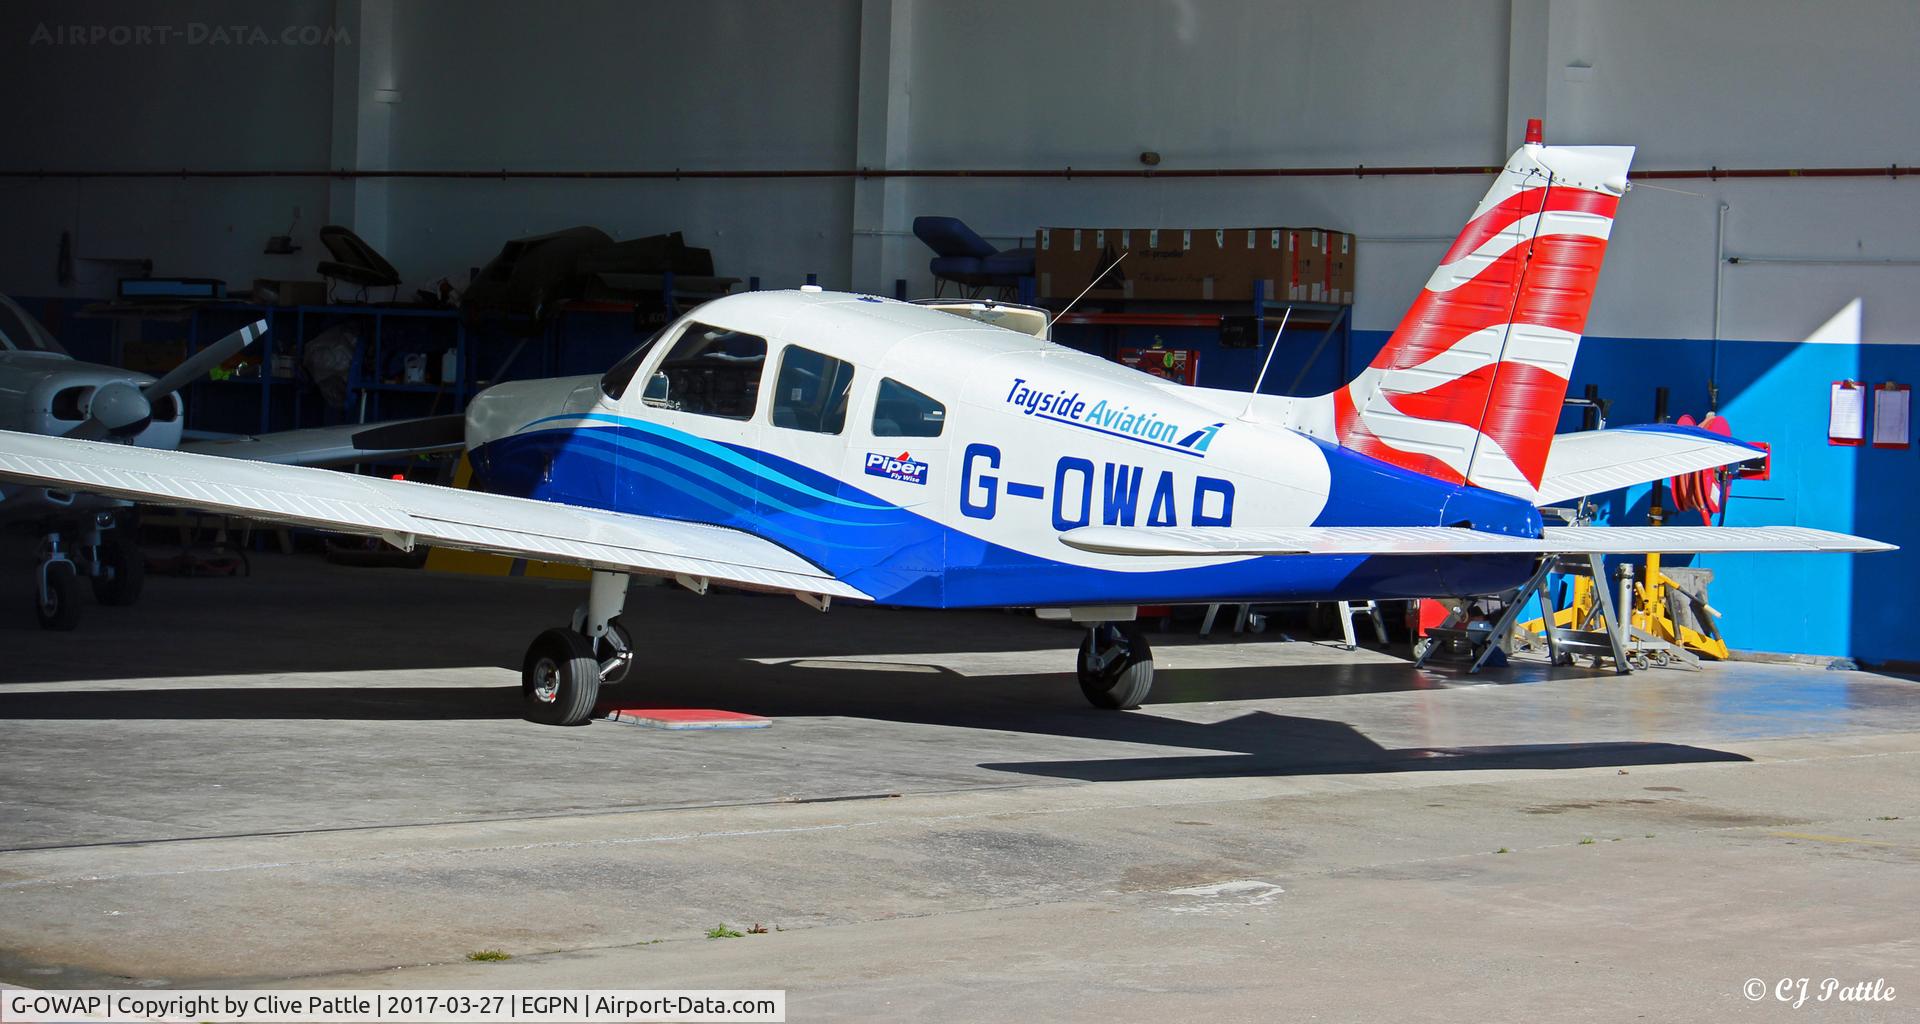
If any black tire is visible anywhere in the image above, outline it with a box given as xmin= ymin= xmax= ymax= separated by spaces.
xmin=35 ymin=563 xmax=80 ymax=631
xmin=522 ymin=627 xmax=602 ymax=726
xmin=90 ymin=539 xmax=145 ymax=606
xmin=1077 ymin=623 xmax=1154 ymax=709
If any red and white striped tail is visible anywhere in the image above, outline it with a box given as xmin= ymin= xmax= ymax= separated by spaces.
xmin=1333 ymin=130 xmax=1633 ymax=502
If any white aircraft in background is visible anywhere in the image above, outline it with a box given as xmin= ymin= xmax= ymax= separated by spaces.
xmin=0 ymin=295 xmax=457 ymax=628
xmin=0 ymin=128 xmax=1890 ymax=722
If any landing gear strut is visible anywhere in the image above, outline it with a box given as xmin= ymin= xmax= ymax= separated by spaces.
xmin=1077 ymin=622 xmax=1155 ymax=709
xmin=522 ymin=570 xmax=632 ymax=725
xmin=32 ymin=513 xmax=143 ymax=630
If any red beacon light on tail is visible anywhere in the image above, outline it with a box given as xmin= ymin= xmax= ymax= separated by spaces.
xmin=1524 ymin=117 xmax=1544 ymax=145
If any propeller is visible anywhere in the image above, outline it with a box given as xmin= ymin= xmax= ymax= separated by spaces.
xmin=68 ymin=319 xmax=267 ymax=440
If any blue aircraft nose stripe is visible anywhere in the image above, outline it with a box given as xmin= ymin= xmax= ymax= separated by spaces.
xmin=521 ymin=413 xmax=892 ymax=511
xmin=560 ymin=442 xmax=895 ymax=532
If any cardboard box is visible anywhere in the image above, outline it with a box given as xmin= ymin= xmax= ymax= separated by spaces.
xmin=1036 ymin=227 xmax=1354 ymax=304
xmin=1319 ymin=230 xmax=1357 ymax=305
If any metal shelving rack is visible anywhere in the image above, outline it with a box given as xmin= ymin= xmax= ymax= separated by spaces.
xmin=174 ymin=303 xmax=470 ymax=433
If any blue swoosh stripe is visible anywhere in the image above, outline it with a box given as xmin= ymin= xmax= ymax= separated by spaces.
xmin=521 ymin=413 xmax=893 ymax=511
xmin=562 ymin=436 xmax=888 ymax=531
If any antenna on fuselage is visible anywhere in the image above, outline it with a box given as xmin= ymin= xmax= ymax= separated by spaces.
xmin=1240 ymin=306 xmax=1292 ymax=418
xmin=1046 ymin=251 xmax=1129 ymax=330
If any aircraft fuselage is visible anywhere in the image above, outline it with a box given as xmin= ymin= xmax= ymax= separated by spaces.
xmin=463 ymin=291 xmax=1543 ymax=609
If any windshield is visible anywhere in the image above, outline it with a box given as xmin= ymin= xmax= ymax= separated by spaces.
xmin=598 ymin=324 xmax=669 ymax=399
xmin=0 ymin=296 xmax=66 ymax=354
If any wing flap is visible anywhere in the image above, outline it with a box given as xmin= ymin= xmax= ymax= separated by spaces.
xmin=0 ymin=430 xmax=868 ymax=600
xmin=1061 ymin=523 xmax=1892 ymax=557
xmin=1541 ymin=525 xmax=1891 ymax=554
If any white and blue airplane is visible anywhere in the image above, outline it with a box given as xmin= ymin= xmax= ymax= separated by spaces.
xmin=0 ymin=129 xmax=1890 ymax=723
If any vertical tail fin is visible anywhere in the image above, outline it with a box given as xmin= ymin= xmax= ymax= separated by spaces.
xmin=1332 ymin=126 xmax=1634 ymax=501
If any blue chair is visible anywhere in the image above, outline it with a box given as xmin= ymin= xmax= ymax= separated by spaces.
xmin=912 ymin=216 xmax=1034 ymax=298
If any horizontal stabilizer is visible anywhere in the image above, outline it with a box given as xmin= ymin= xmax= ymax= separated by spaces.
xmin=1534 ymin=424 xmax=1762 ymax=505
xmin=0 ymin=430 xmax=868 ymax=601
xmin=1061 ymin=524 xmax=1892 ymax=558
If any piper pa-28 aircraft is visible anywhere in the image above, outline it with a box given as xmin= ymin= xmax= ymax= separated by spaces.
xmin=0 ymin=128 xmax=1891 ymax=723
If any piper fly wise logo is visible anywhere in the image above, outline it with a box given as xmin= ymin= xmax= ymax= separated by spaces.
xmin=1005 ymin=378 xmax=1222 ymax=457
xmin=865 ymin=451 xmax=929 ymax=485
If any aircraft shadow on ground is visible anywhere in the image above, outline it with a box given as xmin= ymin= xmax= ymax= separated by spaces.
xmin=0 ymin=659 xmax=1748 ymax=782
xmin=0 ymin=550 xmax=1146 ymax=683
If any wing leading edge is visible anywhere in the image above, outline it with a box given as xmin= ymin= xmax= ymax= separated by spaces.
xmin=1061 ymin=524 xmax=1893 ymax=558
xmin=0 ymin=430 xmax=868 ymax=601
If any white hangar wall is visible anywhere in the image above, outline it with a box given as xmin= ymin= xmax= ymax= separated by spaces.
xmin=0 ymin=0 xmax=338 ymax=297
xmin=0 ymin=0 xmax=1913 ymax=342
xmin=376 ymin=0 xmax=862 ymax=292
xmin=890 ymin=0 xmax=1920 ymax=345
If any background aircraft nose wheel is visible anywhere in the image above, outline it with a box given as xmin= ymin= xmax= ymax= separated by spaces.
xmin=1078 ymin=622 xmax=1155 ymax=709
xmin=35 ymin=562 xmax=80 ymax=631
xmin=90 ymin=537 xmax=145 ymax=606
xmin=522 ymin=627 xmax=602 ymax=726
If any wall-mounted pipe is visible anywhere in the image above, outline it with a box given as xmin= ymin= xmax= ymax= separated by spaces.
xmin=1724 ymin=256 xmax=1920 ymax=266
xmin=1711 ymin=202 xmax=1728 ymax=410
xmin=0 ymin=164 xmax=1910 ymax=182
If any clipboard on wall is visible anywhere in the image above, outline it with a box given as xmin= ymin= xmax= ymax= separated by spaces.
xmin=1828 ymin=380 xmax=1864 ymax=446
xmin=1872 ymin=382 xmax=1910 ymax=450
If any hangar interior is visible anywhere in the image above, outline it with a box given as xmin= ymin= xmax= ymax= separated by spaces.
xmin=1 ymin=1 xmax=1918 ymax=1017
xmin=5 ymin=0 xmax=1913 ymax=661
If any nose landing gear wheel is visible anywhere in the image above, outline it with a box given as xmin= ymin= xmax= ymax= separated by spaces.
xmin=522 ymin=627 xmax=602 ymax=726
xmin=34 ymin=563 xmax=80 ymax=632
xmin=1078 ymin=622 xmax=1155 ymax=709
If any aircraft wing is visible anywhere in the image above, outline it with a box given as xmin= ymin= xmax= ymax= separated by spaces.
xmin=0 ymin=430 xmax=869 ymax=601
xmin=1060 ymin=524 xmax=1892 ymax=557
xmin=179 ymin=415 xmax=466 ymax=467
xmin=1536 ymin=424 xmax=1763 ymax=505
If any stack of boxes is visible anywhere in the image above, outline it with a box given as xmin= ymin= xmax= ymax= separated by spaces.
xmin=1035 ymin=226 xmax=1354 ymax=305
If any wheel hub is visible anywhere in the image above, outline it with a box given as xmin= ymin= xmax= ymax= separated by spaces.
xmin=531 ymin=658 xmax=562 ymax=703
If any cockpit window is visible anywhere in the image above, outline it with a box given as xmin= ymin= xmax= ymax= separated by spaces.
xmin=771 ymin=345 xmax=854 ymax=434
xmin=644 ymin=323 xmax=767 ymax=420
xmin=0 ymin=297 xmax=65 ymax=354
xmin=598 ymin=324 xmax=668 ymax=400
xmin=872 ymin=378 xmax=945 ymax=437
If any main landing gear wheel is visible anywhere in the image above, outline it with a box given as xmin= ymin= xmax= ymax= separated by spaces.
xmin=523 ymin=627 xmax=602 ymax=726
xmin=35 ymin=563 xmax=80 ymax=632
xmin=1078 ymin=622 xmax=1155 ymax=710
xmin=90 ymin=538 xmax=145 ymax=607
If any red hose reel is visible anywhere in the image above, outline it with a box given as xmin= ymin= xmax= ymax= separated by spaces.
xmin=1668 ymin=413 xmax=1732 ymax=524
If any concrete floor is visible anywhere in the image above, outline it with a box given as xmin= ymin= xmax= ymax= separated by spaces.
xmin=1 ymin=551 xmax=1916 ymax=1021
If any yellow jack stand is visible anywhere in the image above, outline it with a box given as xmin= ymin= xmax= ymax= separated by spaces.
xmin=1628 ymin=549 xmax=1729 ymax=661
